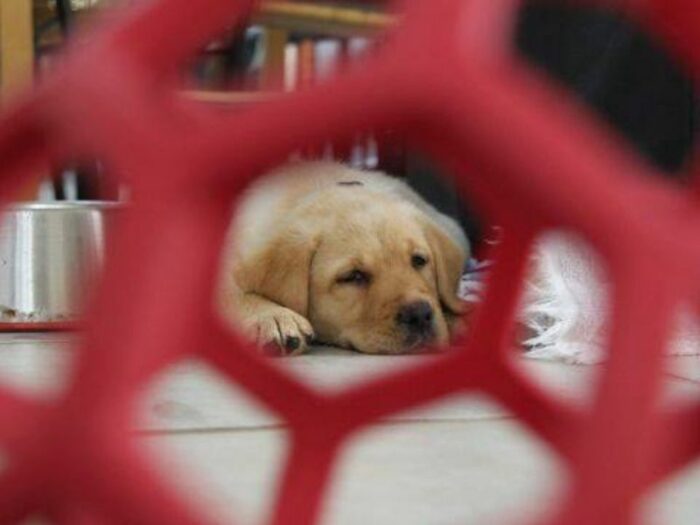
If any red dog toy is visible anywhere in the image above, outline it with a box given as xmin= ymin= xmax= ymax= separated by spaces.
xmin=0 ymin=1 xmax=698 ymax=523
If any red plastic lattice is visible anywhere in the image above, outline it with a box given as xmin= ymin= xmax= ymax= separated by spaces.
xmin=1 ymin=0 xmax=700 ymax=523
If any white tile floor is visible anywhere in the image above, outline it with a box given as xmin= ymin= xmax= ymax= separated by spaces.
xmin=1 ymin=333 xmax=699 ymax=524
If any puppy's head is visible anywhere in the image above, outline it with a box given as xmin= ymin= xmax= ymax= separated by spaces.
xmin=241 ymin=188 xmax=467 ymax=354
xmin=311 ymin=194 xmax=467 ymax=353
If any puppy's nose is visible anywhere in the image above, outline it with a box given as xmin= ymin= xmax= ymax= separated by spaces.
xmin=396 ymin=301 xmax=434 ymax=334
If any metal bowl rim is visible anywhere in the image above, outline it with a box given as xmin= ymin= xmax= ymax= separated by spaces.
xmin=3 ymin=201 xmax=124 ymax=212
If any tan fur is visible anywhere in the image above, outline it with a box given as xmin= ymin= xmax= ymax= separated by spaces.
xmin=219 ymin=161 xmax=469 ymax=355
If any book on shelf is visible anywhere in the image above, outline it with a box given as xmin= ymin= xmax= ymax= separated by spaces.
xmin=187 ymin=26 xmax=375 ymax=96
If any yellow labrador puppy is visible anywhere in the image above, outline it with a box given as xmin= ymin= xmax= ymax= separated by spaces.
xmin=220 ymin=161 xmax=469 ymax=355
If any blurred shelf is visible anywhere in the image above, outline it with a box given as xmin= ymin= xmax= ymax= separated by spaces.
xmin=35 ymin=1 xmax=393 ymax=51
xmin=181 ymin=90 xmax=280 ymax=106
xmin=254 ymin=2 xmax=394 ymax=37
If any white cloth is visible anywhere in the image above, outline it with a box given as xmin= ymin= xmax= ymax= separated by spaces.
xmin=459 ymin=233 xmax=700 ymax=364
xmin=520 ymin=233 xmax=609 ymax=364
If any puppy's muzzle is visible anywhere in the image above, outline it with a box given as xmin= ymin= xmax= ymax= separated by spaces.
xmin=396 ymin=301 xmax=435 ymax=343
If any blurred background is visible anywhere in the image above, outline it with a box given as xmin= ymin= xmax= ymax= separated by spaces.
xmin=3 ymin=0 xmax=692 ymax=250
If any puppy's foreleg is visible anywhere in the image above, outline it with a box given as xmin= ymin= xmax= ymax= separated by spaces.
xmin=221 ymin=290 xmax=314 ymax=356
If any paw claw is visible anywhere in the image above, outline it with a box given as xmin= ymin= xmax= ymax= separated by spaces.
xmin=285 ymin=336 xmax=301 ymax=351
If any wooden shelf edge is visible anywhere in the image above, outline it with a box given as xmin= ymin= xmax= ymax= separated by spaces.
xmin=254 ymin=2 xmax=395 ymax=34
xmin=180 ymin=90 xmax=281 ymax=105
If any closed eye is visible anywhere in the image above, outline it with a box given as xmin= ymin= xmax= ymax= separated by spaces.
xmin=336 ymin=269 xmax=371 ymax=286
xmin=411 ymin=254 xmax=428 ymax=269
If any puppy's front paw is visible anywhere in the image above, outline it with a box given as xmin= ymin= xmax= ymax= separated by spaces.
xmin=244 ymin=308 xmax=314 ymax=356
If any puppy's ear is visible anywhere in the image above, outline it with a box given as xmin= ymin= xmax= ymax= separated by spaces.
xmin=235 ymin=227 xmax=319 ymax=316
xmin=423 ymin=220 xmax=468 ymax=315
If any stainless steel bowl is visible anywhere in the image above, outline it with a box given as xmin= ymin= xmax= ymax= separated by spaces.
xmin=0 ymin=202 xmax=120 ymax=327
